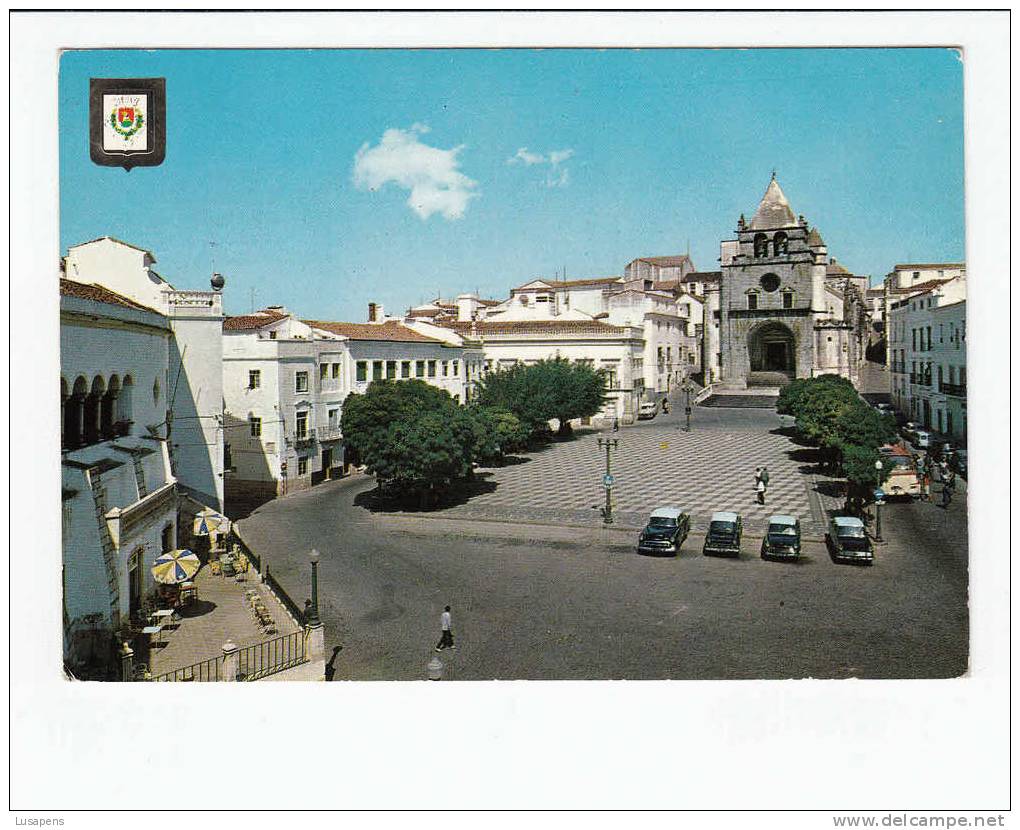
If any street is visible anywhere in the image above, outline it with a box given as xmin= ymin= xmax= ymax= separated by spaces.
xmin=238 ymin=400 xmax=968 ymax=681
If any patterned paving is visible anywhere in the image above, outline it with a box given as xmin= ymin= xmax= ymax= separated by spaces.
xmin=438 ymin=422 xmax=823 ymax=537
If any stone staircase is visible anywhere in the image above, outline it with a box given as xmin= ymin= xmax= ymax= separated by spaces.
xmin=747 ymin=371 xmax=793 ymax=388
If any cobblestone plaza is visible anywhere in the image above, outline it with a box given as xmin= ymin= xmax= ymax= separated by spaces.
xmin=434 ymin=407 xmax=825 ymax=537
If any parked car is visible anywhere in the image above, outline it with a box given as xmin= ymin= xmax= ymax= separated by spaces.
xmin=637 ymin=401 xmax=659 ymax=420
xmin=637 ymin=507 xmax=690 ymax=556
xmin=900 ymin=422 xmax=931 ymax=449
xmin=911 ymin=429 xmax=932 ymax=449
xmin=880 ymin=444 xmax=921 ymax=499
xmin=703 ymin=511 xmax=742 ymax=557
xmin=760 ymin=515 xmax=801 ymax=561
xmin=827 ymin=516 xmax=874 ymax=565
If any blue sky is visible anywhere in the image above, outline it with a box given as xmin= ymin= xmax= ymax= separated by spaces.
xmin=60 ymin=48 xmax=964 ymax=320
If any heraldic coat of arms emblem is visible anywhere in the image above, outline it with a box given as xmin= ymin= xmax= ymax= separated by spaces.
xmin=90 ymin=78 xmax=165 ymax=170
xmin=110 ymin=105 xmax=144 ymax=139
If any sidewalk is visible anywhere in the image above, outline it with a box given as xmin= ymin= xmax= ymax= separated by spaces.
xmin=147 ymin=563 xmax=300 ymax=678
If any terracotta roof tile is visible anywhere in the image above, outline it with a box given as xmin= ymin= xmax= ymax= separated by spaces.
xmin=889 ymin=279 xmax=951 ymax=295
xmin=60 ymin=279 xmax=163 ymax=315
xmin=70 ymin=235 xmax=156 ymax=258
xmin=826 ymin=260 xmax=852 ymax=276
xmin=222 ymin=310 xmax=288 ymax=331
xmin=633 ymin=256 xmax=693 ymax=269
xmin=443 ymin=319 xmax=628 ymax=336
xmin=893 ymin=262 xmax=965 ymax=271
xmin=305 ymin=320 xmax=442 ymax=343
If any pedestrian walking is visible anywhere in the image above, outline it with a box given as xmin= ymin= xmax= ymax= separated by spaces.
xmin=941 ymin=472 xmax=955 ymax=508
xmin=435 ymin=605 xmax=455 ymax=652
xmin=760 ymin=467 xmax=770 ymax=489
xmin=756 ymin=478 xmax=766 ymax=505
xmin=662 ymin=398 xmax=670 ymax=414
xmin=754 ymin=466 xmax=763 ymax=491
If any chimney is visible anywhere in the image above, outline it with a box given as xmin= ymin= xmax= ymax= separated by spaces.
xmin=456 ymin=293 xmax=479 ymax=323
xmin=368 ymin=302 xmax=377 ymax=322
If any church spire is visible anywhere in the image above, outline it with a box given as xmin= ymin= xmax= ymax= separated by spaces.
xmin=749 ymin=175 xmax=797 ymax=230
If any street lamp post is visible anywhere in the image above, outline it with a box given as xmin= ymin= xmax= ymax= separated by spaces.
xmin=873 ymin=460 xmax=884 ymax=543
xmin=307 ymin=548 xmax=321 ymax=626
xmin=597 ymin=437 xmax=619 ymax=525
xmin=684 ymin=381 xmax=693 ymax=432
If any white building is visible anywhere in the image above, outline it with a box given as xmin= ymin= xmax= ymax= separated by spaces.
xmin=60 ymin=278 xmax=179 ymax=670
xmin=63 ymin=237 xmax=225 ymax=510
xmin=887 ymin=273 xmax=967 ymax=440
xmin=447 ymin=318 xmax=646 ymax=425
xmin=882 ymin=262 xmax=965 ymax=366
xmin=60 ymin=237 xmax=228 ymax=672
xmin=221 ymin=306 xmax=475 ymax=511
xmin=221 ymin=309 xmax=348 ymax=511
xmin=452 ymin=274 xmax=691 ymax=403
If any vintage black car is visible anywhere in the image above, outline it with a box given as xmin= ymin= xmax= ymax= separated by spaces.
xmin=828 ymin=516 xmax=874 ymax=565
xmin=760 ymin=515 xmax=801 ymax=561
xmin=702 ymin=511 xmax=742 ymax=557
xmin=637 ymin=507 xmax=690 ymax=556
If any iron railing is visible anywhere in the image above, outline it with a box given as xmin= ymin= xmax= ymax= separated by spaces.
xmin=151 ymin=655 xmax=222 ymax=682
xmin=940 ymin=381 xmax=967 ymax=397
xmin=317 ymin=425 xmax=342 ymax=441
xmin=237 ymin=630 xmax=307 ymax=681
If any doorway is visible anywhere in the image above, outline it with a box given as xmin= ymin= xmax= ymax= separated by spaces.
xmin=128 ymin=547 xmax=143 ymax=618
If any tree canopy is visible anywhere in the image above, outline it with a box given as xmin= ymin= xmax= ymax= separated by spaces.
xmin=776 ymin=374 xmax=899 ymax=512
xmin=341 ymin=380 xmax=476 ymax=506
xmin=475 ymin=358 xmax=607 ymax=436
xmin=341 ymin=380 xmax=533 ymax=506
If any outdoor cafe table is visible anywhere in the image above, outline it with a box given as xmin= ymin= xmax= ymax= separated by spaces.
xmin=142 ymin=625 xmax=163 ymax=648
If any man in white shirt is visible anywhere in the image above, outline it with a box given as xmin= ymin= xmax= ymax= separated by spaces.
xmin=435 ymin=605 xmax=455 ymax=652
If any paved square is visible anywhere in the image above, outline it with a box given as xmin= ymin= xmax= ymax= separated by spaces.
xmin=436 ymin=410 xmax=823 ymax=537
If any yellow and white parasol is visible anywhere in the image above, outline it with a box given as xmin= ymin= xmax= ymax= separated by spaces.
xmin=151 ymin=549 xmax=201 ymax=585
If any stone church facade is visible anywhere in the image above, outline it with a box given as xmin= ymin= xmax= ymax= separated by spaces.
xmin=718 ymin=176 xmax=862 ymax=388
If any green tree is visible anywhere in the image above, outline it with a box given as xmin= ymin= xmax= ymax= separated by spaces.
xmin=475 ymin=358 xmax=607 ymax=437
xmin=842 ymin=444 xmax=894 ymax=514
xmin=370 ymin=409 xmax=476 ymax=508
xmin=341 ymin=379 xmax=456 ymax=459
xmin=833 ymin=405 xmax=898 ymax=454
xmin=465 ymin=406 xmax=529 ymax=465
xmin=342 ymin=380 xmax=476 ymax=506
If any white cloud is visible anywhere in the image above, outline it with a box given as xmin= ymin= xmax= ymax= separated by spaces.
xmin=545 ymin=167 xmax=570 ymax=189
xmin=547 ymin=149 xmax=574 ymax=166
xmin=353 ymin=124 xmax=478 ymax=221
xmin=508 ymin=147 xmax=546 ymax=166
xmin=507 ymin=146 xmax=575 ymax=187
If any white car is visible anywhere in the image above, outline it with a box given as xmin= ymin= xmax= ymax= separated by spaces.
xmin=911 ymin=429 xmax=932 ymax=449
xmin=638 ymin=401 xmax=659 ymax=420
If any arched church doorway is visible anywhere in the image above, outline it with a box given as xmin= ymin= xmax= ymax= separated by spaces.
xmin=749 ymin=322 xmax=796 ymax=374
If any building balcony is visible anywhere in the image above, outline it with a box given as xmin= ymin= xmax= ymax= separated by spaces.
xmin=909 ymin=373 xmax=932 ymax=387
xmin=290 ymin=432 xmax=316 ymax=449
xmin=163 ymin=289 xmax=223 ymax=316
xmin=317 ymin=425 xmax=342 ymax=441
xmin=939 ymin=381 xmax=967 ymax=397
